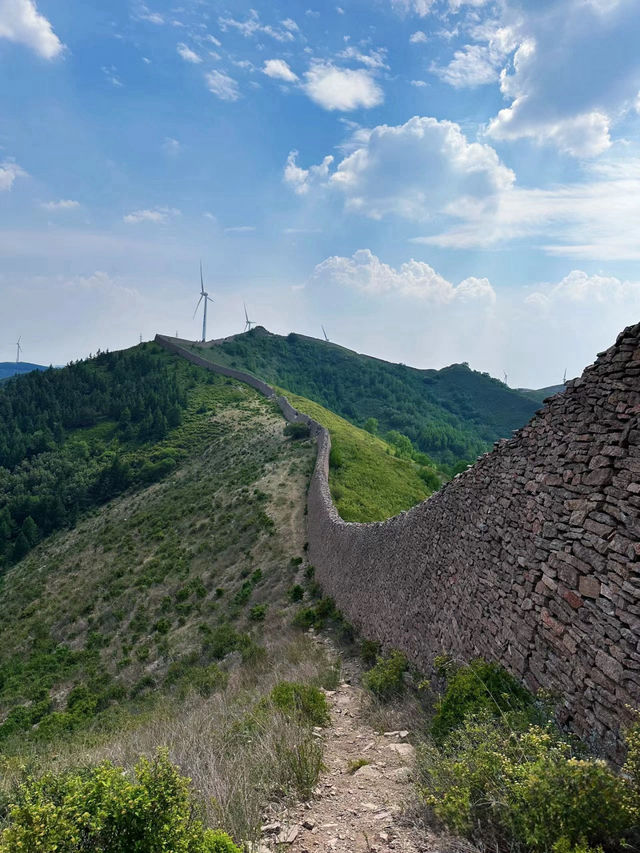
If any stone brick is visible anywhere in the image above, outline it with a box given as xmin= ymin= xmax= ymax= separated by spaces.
xmin=579 ymin=576 xmax=601 ymax=598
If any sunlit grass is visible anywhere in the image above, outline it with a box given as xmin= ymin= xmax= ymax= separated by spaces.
xmin=277 ymin=388 xmax=431 ymax=523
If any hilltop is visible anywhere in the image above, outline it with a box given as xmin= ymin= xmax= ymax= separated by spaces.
xmin=189 ymin=328 xmax=539 ymax=468
xmin=0 ymin=362 xmax=48 ymax=382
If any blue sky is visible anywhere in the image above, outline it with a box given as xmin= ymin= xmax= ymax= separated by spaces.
xmin=1 ymin=0 xmax=640 ymax=386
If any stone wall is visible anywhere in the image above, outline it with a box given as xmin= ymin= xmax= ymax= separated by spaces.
xmin=155 ymin=329 xmax=640 ymax=760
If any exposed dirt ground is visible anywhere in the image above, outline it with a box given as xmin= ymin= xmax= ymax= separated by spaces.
xmin=258 ymin=641 xmax=445 ymax=853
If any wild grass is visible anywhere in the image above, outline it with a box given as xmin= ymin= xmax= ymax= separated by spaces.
xmin=0 ymin=632 xmax=335 ymax=844
xmin=276 ymin=389 xmax=432 ymax=522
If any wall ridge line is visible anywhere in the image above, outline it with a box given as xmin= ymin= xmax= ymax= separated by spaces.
xmin=155 ymin=327 xmax=640 ymax=760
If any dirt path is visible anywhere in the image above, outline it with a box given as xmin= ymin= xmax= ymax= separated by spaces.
xmin=259 ymin=668 xmax=442 ymax=852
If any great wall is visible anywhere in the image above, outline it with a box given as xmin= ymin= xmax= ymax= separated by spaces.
xmin=156 ymin=326 xmax=640 ymax=761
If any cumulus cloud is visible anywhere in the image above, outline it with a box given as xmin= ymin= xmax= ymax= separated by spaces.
xmin=123 ymin=207 xmax=180 ymax=224
xmin=483 ymin=0 xmax=640 ymax=157
xmin=205 ymin=70 xmax=240 ymax=101
xmin=410 ymin=30 xmax=428 ymax=43
xmin=176 ymin=42 xmax=201 ymax=63
xmin=526 ymin=270 xmax=640 ymax=309
xmin=40 ymin=199 xmax=80 ymax=211
xmin=432 ymin=25 xmax=516 ymax=88
xmin=302 ymin=62 xmax=384 ymax=110
xmin=262 ymin=58 xmax=298 ymax=82
xmin=288 ymin=115 xmax=514 ymax=219
xmin=314 ymin=249 xmax=496 ymax=303
xmin=0 ymin=0 xmax=63 ymax=58
xmin=284 ymin=150 xmax=334 ymax=195
xmin=0 ymin=159 xmax=27 ymax=190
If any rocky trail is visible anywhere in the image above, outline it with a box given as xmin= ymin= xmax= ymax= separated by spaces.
xmin=258 ymin=646 xmax=443 ymax=853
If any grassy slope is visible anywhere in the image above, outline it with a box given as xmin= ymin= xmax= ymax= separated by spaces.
xmin=0 ymin=368 xmax=318 ymax=749
xmin=190 ymin=331 xmax=538 ymax=467
xmin=279 ymin=388 xmax=432 ymax=522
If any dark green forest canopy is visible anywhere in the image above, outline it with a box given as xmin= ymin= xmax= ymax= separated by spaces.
xmin=194 ymin=330 xmax=539 ymax=466
xmin=0 ymin=344 xmax=197 ymax=566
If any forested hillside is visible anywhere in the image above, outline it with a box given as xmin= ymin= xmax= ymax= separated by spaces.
xmin=0 ymin=345 xmax=193 ymax=566
xmin=0 ymin=362 xmax=47 ymax=382
xmin=193 ymin=329 xmax=539 ymax=467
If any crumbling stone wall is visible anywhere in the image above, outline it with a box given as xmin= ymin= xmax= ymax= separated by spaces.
xmin=156 ymin=328 xmax=640 ymax=759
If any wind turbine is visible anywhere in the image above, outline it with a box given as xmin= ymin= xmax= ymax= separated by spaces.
xmin=243 ymin=303 xmax=256 ymax=332
xmin=321 ymin=325 xmax=329 ymax=342
xmin=15 ymin=336 xmax=22 ymax=364
xmin=193 ymin=261 xmax=214 ymax=342
xmin=563 ymin=368 xmax=567 ymax=385
xmin=503 ymin=371 xmax=508 ymax=386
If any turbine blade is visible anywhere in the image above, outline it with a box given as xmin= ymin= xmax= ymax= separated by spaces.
xmin=200 ymin=261 xmax=205 ymax=295
xmin=244 ymin=302 xmax=249 ymax=322
xmin=193 ymin=294 xmax=203 ymax=318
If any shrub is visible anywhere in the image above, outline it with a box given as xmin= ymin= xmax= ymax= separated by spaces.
xmin=417 ymin=716 xmax=634 ymax=853
xmin=360 ymin=638 xmax=381 ymax=667
xmin=347 ymin=758 xmax=370 ymax=774
xmin=363 ymin=650 xmax=408 ymax=700
xmin=0 ymin=749 xmax=241 ymax=853
xmin=249 ymin=604 xmax=267 ymax=622
xmin=267 ymin=681 xmax=329 ymax=727
xmin=283 ymin=421 xmax=310 ymax=440
xmin=288 ymin=584 xmax=304 ymax=603
xmin=430 ymin=658 xmax=537 ymax=744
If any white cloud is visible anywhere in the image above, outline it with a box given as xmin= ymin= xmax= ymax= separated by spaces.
xmin=40 ymin=199 xmax=80 ymax=211
xmin=284 ymin=150 xmax=334 ymax=195
xmin=162 ymin=137 xmax=181 ymax=155
xmin=206 ymin=34 xmax=221 ymax=47
xmin=417 ymin=156 xmax=640 ymax=260
xmin=262 ymin=58 xmax=298 ymax=82
xmin=390 ymin=0 xmax=435 ymax=16
xmin=219 ymin=10 xmax=295 ymax=42
xmin=409 ymin=30 xmax=428 ymax=43
xmin=525 ymin=270 xmax=640 ymax=308
xmin=314 ymin=249 xmax=496 ymax=304
xmin=205 ymin=70 xmax=240 ymax=101
xmin=0 ymin=0 xmax=63 ymax=58
xmin=302 ymin=62 xmax=383 ymax=111
xmin=0 ymin=159 xmax=27 ymax=190
xmin=135 ymin=5 xmax=164 ymax=25
xmin=483 ymin=0 xmax=640 ymax=157
xmin=432 ymin=26 xmax=516 ymax=89
xmin=123 ymin=207 xmax=180 ymax=224
xmin=101 ymin=65 xmax=123 ymax=87
xmin=337 ymin=46 xmax=388 ymax=69
xmin=290 ymin=115 xmax=513 ymax=219
xmin=281 ymin=18 xmax=299 ymax=32
xmin=176 ymin=42 xmax=201 ymax=63
xmin=224 ymin=225 xmax=255 ymax=233
xmin=410 ymin=79 xmax=428 ymax=87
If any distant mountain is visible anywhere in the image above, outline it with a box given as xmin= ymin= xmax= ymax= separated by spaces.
xmin=517 ymin=384 xmax=566 ymax=404
xmin=189 ymin=328 xmax=540 ymax=467
xmin=0 ymin=361 xmax=48 ymax=381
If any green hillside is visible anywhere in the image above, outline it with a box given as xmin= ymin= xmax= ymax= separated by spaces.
xmin=190 ymin=329 xmax=538 ymax=467
xmin=0 ymin=345 xmax=340 ymax=844
xmin=279 ymin=388 xmax=437 ymax=522
xmin=517 ymin=383 xmax=565 ymax=403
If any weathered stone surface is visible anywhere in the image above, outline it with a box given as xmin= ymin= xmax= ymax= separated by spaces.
xmin=155 ymin=324 xmax=640 ymax=763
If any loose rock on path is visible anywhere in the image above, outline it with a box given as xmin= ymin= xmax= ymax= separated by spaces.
xmin=259 ymin=679 xmax=443 ymax=853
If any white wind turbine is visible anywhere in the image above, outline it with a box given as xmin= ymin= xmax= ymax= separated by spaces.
xmin=15 ymin=336 xmax=22 ymax=363
xmin=243 ymin=303 xmax=256 ymax=332
xmin=321 ymin=325 xmax=329 ymax=342
xmin=193 ymin=262 xmax=214 ymax=342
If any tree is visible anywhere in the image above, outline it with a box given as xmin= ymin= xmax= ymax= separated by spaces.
xmin=363 ymin=417 xmax=378 ymax=435
xmin=12 ymin=532 xmax=30 ymax=562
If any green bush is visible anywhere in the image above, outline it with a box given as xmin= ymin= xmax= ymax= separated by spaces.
xmin=363 ymin=650 xmax=408 ymax=700
xmin=430 ymin=658 xmax=537 ymax=744
xmin=267 ymin=681 xmax=329 ymax=727
xmin=288 ymin=584 xmax=304 ymax=603
xmin=0 ymin=749 xmax=241 ymax=852
xmin=249 ymin=604 xmax=267 ymax=622
xmin=417 ymin=716 xmax=635 ymax=853
xmin=283 ymin=421 xmax=310 ymax=440
xmin=360 ymin=638 xmax=381 ymax=667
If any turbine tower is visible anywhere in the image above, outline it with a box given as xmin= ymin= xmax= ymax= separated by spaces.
xmin=243 ymin=303 xmax=256 ymax=332
xmin=193 ymin=261 xmax=214 ymax=342
xmin=321 ymin=325 xmax=329 ymax=342
xmin=15 ymin=336 xmax=22 ymax=364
